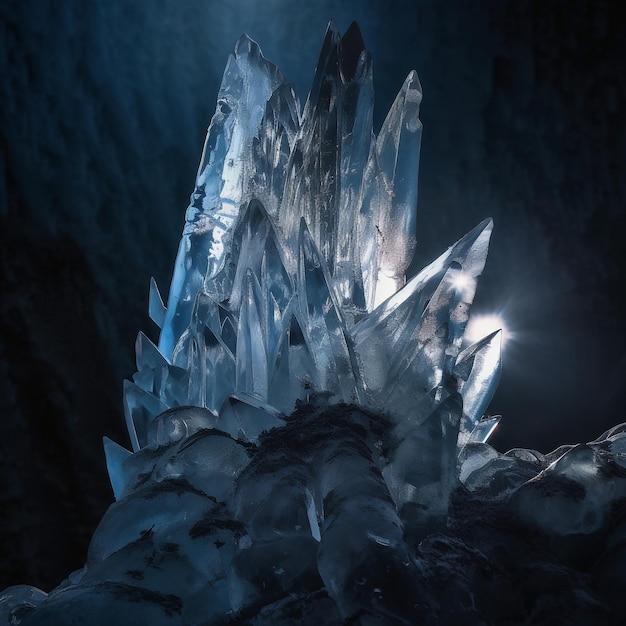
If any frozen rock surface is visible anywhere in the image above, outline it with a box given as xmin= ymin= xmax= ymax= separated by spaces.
xmin=2 ymin=21 xmax=624 ymax=625
xmin=3 ymin=409 xmax=626 ymax=624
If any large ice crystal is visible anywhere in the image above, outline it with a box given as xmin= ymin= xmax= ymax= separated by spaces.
xmin=126 ymin=20 xmax=497 ymax=465
xmin=4 ymin=21 xmax=625 ymax=626
xmin=116 ymin=21 xmax=501 ymax=544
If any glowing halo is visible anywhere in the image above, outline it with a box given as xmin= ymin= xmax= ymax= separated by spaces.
xmin=451 ymin=270 xmax=472 ymax=293
xmin=464 ymin=313 xmax=510 ymax=346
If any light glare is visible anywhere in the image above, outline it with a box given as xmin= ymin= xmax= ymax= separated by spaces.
xmin=465 ymin=314 xmax=509 ymax=346
xmin=451 ymin=271 xmax=472 ymax=292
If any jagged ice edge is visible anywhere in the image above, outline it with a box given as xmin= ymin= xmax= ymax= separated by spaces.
xmin=108 ymin=21 xmax=501 ymax=504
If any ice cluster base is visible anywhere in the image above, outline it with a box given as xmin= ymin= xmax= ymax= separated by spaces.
xmin=2 ymin=22 xmax=625 ymax=625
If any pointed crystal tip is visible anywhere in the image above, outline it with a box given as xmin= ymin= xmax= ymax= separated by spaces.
xmin=340 ymin=21 xmax=366 ymax=80
xmin=234 ymin=34 xmax=261 ymax=58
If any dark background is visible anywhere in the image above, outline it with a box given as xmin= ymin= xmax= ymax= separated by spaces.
xmin=1 ymin=0 xmax=624 ymax=591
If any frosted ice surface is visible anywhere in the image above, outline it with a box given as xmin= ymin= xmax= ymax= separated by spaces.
xmin=458 ymin=442 xmax=501 ymax=484
xmin=146 ymin=406 xmax=218 ymax=448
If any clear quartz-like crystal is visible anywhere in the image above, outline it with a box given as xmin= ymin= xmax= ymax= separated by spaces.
xmin=120 ymin=24 xmax=497 ymax=461
xmin=102 ymin=34 xmax=506 ymax=592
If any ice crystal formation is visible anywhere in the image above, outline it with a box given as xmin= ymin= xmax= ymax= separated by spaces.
xmin=124 ymin=22 xmax=501 ymax=481
xmin=3 ymin=22 xmax=626 ymax=626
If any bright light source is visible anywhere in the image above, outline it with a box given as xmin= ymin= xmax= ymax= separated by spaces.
xmin=465 ymin=313 xmax=509 ymax=346
xmin=451 ymin=271 xmax=472 ymax=292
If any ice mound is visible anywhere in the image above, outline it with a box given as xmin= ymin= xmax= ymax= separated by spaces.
xmin=2 ymin=21 xmax=624 ymax=625
xmin=3 ymin=409 xmax=626 ymax=624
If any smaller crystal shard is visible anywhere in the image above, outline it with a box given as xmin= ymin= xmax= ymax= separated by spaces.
xmin=236 ymin=272 xmax=269 ymax=400
xmin=148 ymin=277 xmax=167 ymax=329
xmin=455 ymin=330 xmax=502 ymax=448
xmin=467 ymin=415 xmax=501 ymax=445
xmin=218 ymin=393 xmax=283 ymax=442
xmin=383 ymin=392 xmax=463 ymax=526
xmin=123 ymin=380 xmax=169 ymax=452
xmin=103 ymin=437 xmax=133 ymax=501
xmin=268 ymin=313 xmax=317 ymax=413
xmin=297 ymin=221 xmax=361 ymax=403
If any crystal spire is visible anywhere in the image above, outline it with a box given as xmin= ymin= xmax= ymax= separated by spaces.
xmin=118 ymin=22 xmax=498 ymax=470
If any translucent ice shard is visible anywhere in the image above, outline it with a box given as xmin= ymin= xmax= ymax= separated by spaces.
xmin=364 ymin=70 xmax=422 ymax=308
xmin=148 ymin=277 xmax=167 ymax=329
xmin=235 ymin=271 xmax=269 ymax=400
xmin=122 ymin=380 xmax=169 ymax=452
xmin=467 ymin=414 xmax=501 ymax=444
xmin=352 ymin=218 xmax=493 ymax=424
xmin=103 ymin=26 xmax=500 ymax=509
xmin=103 ymin=437 xmax=132 ymax=501
xmin=383 ymin=392 xmax=464 ymax=531
xmin=455 ymin=329 xmax=502 ymax=449
xmin=267 ymin=313 xmax=317 ymax=412
xmin=159 ymin=35 xmax=291 ymax=359
xmin=296 ymin=220 xmax=361 ymax=403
